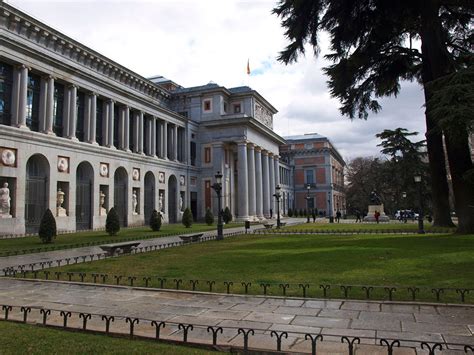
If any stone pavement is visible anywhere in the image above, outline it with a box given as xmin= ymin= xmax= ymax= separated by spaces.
xmin=0 ymin=219 xmax=305 ymax=272
xmin=0 ymin=278 xmax=472 ymax=354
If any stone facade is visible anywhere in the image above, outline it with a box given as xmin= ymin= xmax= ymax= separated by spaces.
xmin=0 ymin=2 xmax=305 ymax=235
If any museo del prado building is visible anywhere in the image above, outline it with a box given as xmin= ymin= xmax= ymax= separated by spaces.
xmin=0 ymin=2 xmax=346 ymax=235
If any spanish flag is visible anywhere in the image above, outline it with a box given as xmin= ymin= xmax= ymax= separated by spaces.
xmin=246 ymin=59 xmax=250 ymax=75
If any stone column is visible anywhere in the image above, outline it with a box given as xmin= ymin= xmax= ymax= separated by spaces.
xmin=155 ymin=119 xmax=161 ymax=157
xmin=39 ymin=77 xmax=48 ymax=133
xmin=17 ymin=65 xmax=28 ymax=128
xmin=269 ymin=154 xmax=275 ymax=216
xmin=237 ymin=141 xmax=249 ymax=220
xmin=88 ymin=93 xmax=97 ymax=144
xmin=262 ymin=150 xmax=270 ymax=218
xmin=255 ymin=147 xmax=263 ymax=218
xmin=45 ymin=76 xmax=54 ymax=134
xmin=124 ymin=106 xmax=130 ymax=151
xmin=247 ymin=143 xmax=256 ymax=219
xmin=145 ymin=116 xmax=151 ymax=155
xmin=107 ymin=99 xmax=114 ymax=148
xmin=138 ymin=111 xmax=144 ymax=154
xmin=274 ymin=155 xmax=280 ymax=187
xmin=151 ymin=117 xmax=157 ymax=156
xmin=133 ymin=111 xmax=139 ymax=153
xmin=68 ymin=85 xmax=77 ymax=140
xmin=163 ymin=121 xmax=168 ymax=159
xmin=173 ymin=124 xmax=178 ymax=161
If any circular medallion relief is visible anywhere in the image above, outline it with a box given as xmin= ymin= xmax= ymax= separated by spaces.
xmin=100 ymin=164 xmax=109 ymax=177
xmin=1 ymin=149 xmax=16 ymax=166
xmin=132 ymin=169 xmax=140 ymax=181
xmin=57 ymin=157 xmax=69 ymax=172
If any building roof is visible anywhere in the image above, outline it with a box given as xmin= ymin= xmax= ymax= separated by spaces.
xmin=283 ymin=133 xmax=327 ymax=141
xmin=228 ymin=86 xmax=253 ymax=94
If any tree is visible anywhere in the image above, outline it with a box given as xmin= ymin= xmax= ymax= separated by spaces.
xmin=223 ymin=207 xmax=233 ymax=224
xmin=273 ymin=0 xmax=473 ymax=232
xmin=288 ymin=208 xmax=293 ymax=217
xmin=106 ymin=207 xmax=120 ymax=236
xmin=182 ymin=207 xmax=193 ymax=228
xmin=38 ymin=208 xmax=57 ymax=243
xmin=149 ymin=210 xmax=162 ymax=232
xmin=205 ymin=208 xmax=214 ymax=225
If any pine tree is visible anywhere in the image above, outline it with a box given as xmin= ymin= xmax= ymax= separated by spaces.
xmin=223 ymin=206 xmax=233 ymax=224
xmin=106 ymin=207 xmax=120 ymax=236
xmin=149 ymin=209 xmax=162 ymax=232
xmin=182 ymin=207 xmax=193 ymax=228
xmin=38 ymin=208 xmax=57 ymax=243
xmin=205 ymin=208 xmax=214 ymax=225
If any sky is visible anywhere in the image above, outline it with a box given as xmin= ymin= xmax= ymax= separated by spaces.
xmin=6 ymin=0 xmax=428 ymax=160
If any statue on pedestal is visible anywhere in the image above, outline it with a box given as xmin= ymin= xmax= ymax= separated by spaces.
xmin=370 ymin=190 xmax=382 ymax=205
xmin=179 ymin=194 xmax=183 ymax=212
xmin=0 ymin=182 xmax=12 ymax=218
xmin=132 ymin=190 xmax=138 ymax=215
xmin=365 ymin=189 xmax=390 ymax=222
xmin=99 ymin=190 xmax=107 ymax=216
xmin=56 ymin=188 xmax=67 ymax=216
xmin=159 ymin=192 xmax=164 ymax=213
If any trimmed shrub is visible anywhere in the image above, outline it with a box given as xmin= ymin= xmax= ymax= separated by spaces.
xmin=106 ymin=207 xmax=120 ymax=236
xmin=300 ymin=209 xmax=304 ymax=217
xmin=223 ymin=206 xmax=233 ymax=224
xmin=205 ymin=208 xmax=214 ymax=225
xmin=38 ymin=208 xmax=57 ymax=243
xmin=288 ymin=208 xmax=293 ymax=217
xmin=150 ymin=209 xmax=162 ymax=231
xmin=182 ymin=207 xmax=193 ymax=228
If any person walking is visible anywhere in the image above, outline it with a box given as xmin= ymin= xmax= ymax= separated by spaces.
xmin=355 ymin=210 xmax=362 ymax=223
xmin=374 ymin=210 xmax=380 ymax=224
xmin=336 ymin=210 xmax=341 ymax=223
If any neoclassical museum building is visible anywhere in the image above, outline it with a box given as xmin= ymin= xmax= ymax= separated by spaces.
xmin=0 ymin=2 xmax=345 ymax=235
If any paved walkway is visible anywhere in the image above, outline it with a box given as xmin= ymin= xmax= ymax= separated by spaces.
xmin=0 ymin=219 xmax=305 ymax=272
xmin=0 ymin=278 xmax=472 ymax=353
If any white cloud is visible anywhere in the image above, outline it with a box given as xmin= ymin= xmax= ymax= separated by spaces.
xmin=7 ymin=0 xmax=428 ymax=160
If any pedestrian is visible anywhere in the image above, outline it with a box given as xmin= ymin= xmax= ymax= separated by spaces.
xmin=355 ymin=210 xmax=361 ymax=223
xmin=374 ymin=210 xmax=380 ymax=224
xmin=312 ymin=209 xmax=317 ymax=222
xmin=270 ymin=208 xmax=273 ymax=219
xmin=336 ymin=210 xmax=341 ymax=223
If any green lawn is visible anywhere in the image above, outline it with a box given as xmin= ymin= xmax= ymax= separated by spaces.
xmin=0 ymin=223 xmax=243 ymax=255
xmin=36 ymin=232 xmax=474 ymax=303
xmin=0 ymin=321 xmax=220 ymax=354
xmin=281 ymin=221 xmax=454 ymax=232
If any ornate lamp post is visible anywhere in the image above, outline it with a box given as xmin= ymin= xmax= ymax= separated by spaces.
xmin=414 ymin=175 xmax=425 ymax=234
xmin=328 ymin=184 xmax=334 ymax=223
xmin=402 ymin=191 xmax=407 ymax=223
xmin=211 ymin=171 xmax=223 ymax=240
xmin=273 ymin=185 xmax=282 ymax=228
xmin=305 ymin=184 xmax=311 ymax=223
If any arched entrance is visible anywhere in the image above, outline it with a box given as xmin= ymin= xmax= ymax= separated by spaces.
xmin=168 ymin=175 xmax=177 ymax=223
xmin=25 ymin=154 xmax=49 ymax=234
xmin=144 ymin=171 xmax=155 ymax=224
xmin=114 ymin=167 xmax=128 ymax=226
xmin=76 ymin=162 xmax=93 ymax=230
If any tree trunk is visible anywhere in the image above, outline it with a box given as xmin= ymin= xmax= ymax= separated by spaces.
xmin=419 ymin=0 xmax=474 ymax=233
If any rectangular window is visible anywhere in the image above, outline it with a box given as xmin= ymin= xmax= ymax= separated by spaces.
xmin=76 ymin=91 xmax=85 ymax=141
xmin=0 ymin=62 xmax=13 ymax=126
xmin=223 ymin=102 xmax=228 ymax=113
xmin=113 ymin=106 xmax=119 ymax=148
xmin=26 ymin=73 xmax=40 ymax=131
xmin=53 ymin=83 xmax=64 ymax=136
xmin=204 ymin=147 xmax=211 ymax=163
xmin=203 ymin=99 xmax=212 ymax=112
xmin=305 ymin=169 xmax=314 ymax=184
xmin=96 ymin=98 xmax=103 ymax=145
xmin=129 ymin=110 xmax=134 ymax=151
xmin=190 ymin=141 xmax=196 ymax=166
xmin=233 ymin=103 xmax=241 ymax=113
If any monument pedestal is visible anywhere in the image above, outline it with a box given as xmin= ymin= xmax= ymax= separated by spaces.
xmin=364 ymin=204 xmax=390 ymax=222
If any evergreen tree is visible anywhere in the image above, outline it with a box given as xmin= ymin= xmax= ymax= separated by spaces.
xmin=288 ymin=208 xmax=293 ymax=217
xmin=182 ymin=207 xmax=193 ymax=228
xmin=38 ymin=208 xmax=57 ymax=243
xmin=149 ymin=209 xmax=162 ymax=232
xmin=205 ymin=208 xmax=214 ymax=226
xmin=273 ymin=0 xmax=473 ymax=232
xmin=106 ymin=207 xmax=120 ymax=236
xmin=223 ymin=206 xmax=233 ymax=224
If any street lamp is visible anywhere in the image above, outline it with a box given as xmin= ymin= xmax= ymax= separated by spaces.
xmin=211 ymin=171 xmax=223 ymax=240
xmin=402 ymin=191 xmax=407 ymax=223
xmin=414 ymin=175 xmax=425 ymax=234
xmin=273 ymin=185 xmax=282 ymax=228
xmin=328 ymin=186 xmax=334 ymax=223
xmin=305 ymin=184 xmax=311 ymax=223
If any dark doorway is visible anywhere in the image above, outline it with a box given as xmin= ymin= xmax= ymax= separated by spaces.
xmin=144 ymin=171 xmax=155 ymax=224
xmin=191 ymin=192 xmax=197 ymax=221
xmin=25 ymin=154 xmax=49 ymax=234
xmin=76 ymin=161 xmax=93 ymax=230
xmin=168 ymin=175 xmax=177 ymax=223
xmin=114 ymin=167 xmax=128 ymax=226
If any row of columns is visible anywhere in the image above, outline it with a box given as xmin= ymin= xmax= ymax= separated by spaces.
xmin=8 ymin=64 xmax=184 ymax=161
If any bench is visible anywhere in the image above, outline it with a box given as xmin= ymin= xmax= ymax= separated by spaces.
xmin=264 ymin=223 xmax=274 ymax=229
xmin=179 ymin=233 xmax=204 ymax=244
xmin=99 ymin=241 xmax=141 ymax=256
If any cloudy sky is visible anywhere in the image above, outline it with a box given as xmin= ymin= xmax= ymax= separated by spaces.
xmin=6 ymin=0 xmax=428 ymax=160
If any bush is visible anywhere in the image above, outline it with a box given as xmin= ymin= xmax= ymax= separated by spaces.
xmin=287 ymin=208 xmax=293 ymax=217
xmin=38 ymin=208 xmax=57 ymax=243
xmin=300 ymin=209 xmax=304 ymax=217
xmin=149 ymin=209 xmax=162 ymax=231
xmin=205 ymin=208 xmax=214 ymax=225
xmin=304 ymin=208 xmax=307 ymax=217
xmin=223 ymin=206 xmax=233 ymax=224
xmin=182 ymin=207 xmax=193 ymax=228
xmin=294 ymin=209 xmax=299 ymax=217
xmin=106 ymin=207 xmax=120 ymax=236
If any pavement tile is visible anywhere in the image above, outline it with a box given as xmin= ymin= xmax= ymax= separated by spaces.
xmin=358 ymin=311 xmax=415 ymax=322
xmin=292 ymin=315 xmax=350 ymax=328
xmin=261 ymin=298 xmax=305 ymax=307
xmin=437 ymin=306 xmax=474 ymax=317
xmin=469 ymin=325 xmax=474 ymax=333
xmin=303 ymin=300 xmax=342 ymax=309
xmin=217 ymin=319 xmax=272 ymax=331
xmin=376 ymin=330 xmax=444 ymax=343
xmin=341 ymin=301 xmax=381 ymax=312
xmin=219 ymin=295 xmax=265 ymax=304
xmin=227 ymin=331 xmax=296 ymax=352
xmin=351 ymin=319 xmax=402 ymax=332
xmin=321 ymin=327 xmax=376 ymax=338
xmin=274 ymin=305 xmax=320 ymax=316
xmin=157 ymin=304 xmax=207 ymax=316
xmin=380 ymin=304 xmax=429 ymax=314
xmin=415 ymin=313 xmax=474 ymax=325
xmin=199 ymin=309 xmax=250 ymax=320
xmin=243 ymin=311 xmax=295 ymax=324
xmin=318 ymin=309 xmax=360 ymax=319
xmin=268 ymin=323 xmax=322 ymax=335
xmin=402 ymin=321 xmax=472 ymax=336
xmin=443 ymin=334 xmax=474 ymax=346
xmin=230 ymin=303 xmax=278 ymax=313
xmin=194 ymin=299 xmax=236 ymax=310
xmin=289 ymin=337 xmax=348 ymax=354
